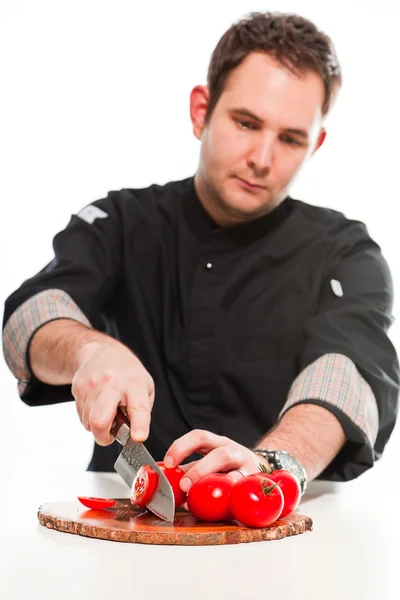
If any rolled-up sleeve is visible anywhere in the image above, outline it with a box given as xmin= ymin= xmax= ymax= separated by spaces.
xmin=282 ymin=239 xmax=399 ymax=481
xmin=2 ymin=289 xmax=92 ymax=396
xmin=280 ymin=353 xmax=380 ymax=479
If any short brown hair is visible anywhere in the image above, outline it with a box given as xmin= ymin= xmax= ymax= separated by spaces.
xmin=205 ymin=12 xmax=342 ymax=122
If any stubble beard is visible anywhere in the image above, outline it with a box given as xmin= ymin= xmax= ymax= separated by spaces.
xmin=208 ymin=175 xmax=278 ymax=225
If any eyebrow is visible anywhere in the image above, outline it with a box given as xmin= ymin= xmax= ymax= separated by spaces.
xmin=230 ymin=108 xmax=309 ymax=139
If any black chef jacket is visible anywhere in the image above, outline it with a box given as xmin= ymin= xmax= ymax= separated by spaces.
xmin=3 ymin=176 xmax=399 ymax=480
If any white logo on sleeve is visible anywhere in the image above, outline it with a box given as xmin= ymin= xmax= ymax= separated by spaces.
xmin=330 ymin=279 xmax=343 ymax=297
xmin=77 ymin=205 xmax=109 ymax=224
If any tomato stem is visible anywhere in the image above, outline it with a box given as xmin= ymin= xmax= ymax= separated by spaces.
xmin=258 ymin=462 xmax=274 ymax=475
xmin=261 ymin=480 xmax=278 ymax=496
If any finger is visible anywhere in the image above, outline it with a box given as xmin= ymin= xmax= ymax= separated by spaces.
xmin=89 ymin=387 xmax=125 ymax=446
xmin=81 ymin=383 xmax=101 ymax=431
xmin=72 ymin=370 xmax=104 ymax=430
xmin=176 ymin=461 xmax=198 ymax=473
xmin=126 ymin=388 xmax=154 ymax=442
xmin=72 ymin=374 xmax=90 ymax=429
xmin=164 ymin=430 xmax=227 ymax=468
xmin=226 ymin=469 xmax=248 ymax=483
xmin=179 ymin=446 xmax=244 ymax=492
xmin=81 ymin=405 xmax=91 ymax=432
xmin=81 ymin=394 xmax=94 ymax=431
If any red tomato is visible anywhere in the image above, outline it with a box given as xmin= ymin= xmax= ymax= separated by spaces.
xmin=131 ymin=464 xmax=159 ymax=507
xmin=187 ymin=474 xmax=235 ymax=522
xmin=156 ymin=461 xmax=187 ymax=508
xmin=77 ymin=497 xmax=116 ymax=510
xmin=229 ymin=475 xmax=284 ymax=527
xmin=265 ymin=470 xmax=301 ymax=517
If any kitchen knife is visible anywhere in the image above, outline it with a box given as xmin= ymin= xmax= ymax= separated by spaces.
xmin=110 ymin=408 xmax=175 ymax=522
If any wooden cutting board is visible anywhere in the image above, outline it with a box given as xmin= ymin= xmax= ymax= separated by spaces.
xmin=38 ymin=499 xmax=313 ymax=545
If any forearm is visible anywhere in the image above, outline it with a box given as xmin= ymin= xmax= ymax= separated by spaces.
xmin=29 ymin=319 xmax=117 ymax=385
xmin=257 ymin=403 xmax=346 ymax=481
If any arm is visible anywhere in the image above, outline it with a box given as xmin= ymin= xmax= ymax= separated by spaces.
xmin=164 ymin=355 xmax=365 ymax=490
xmin=164 ymin=402 xmax=345 ymax=491
xmin=256 ymin=403 xmax=346 ymax=481
xmin=28 ymin=318 xmax=154 ymax=444
xmin=2 ymin=194 xmax=155 ymax=444
xmin=164 ymin=351 xmax=377 ymax=491
xmin=29 ymin=319 xmax=112 ymax=385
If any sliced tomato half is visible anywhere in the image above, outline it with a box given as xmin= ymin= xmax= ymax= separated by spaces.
xmin=77 ymin=496 xmax=116 ymax=510
xmin=131 ymin=464 xmax=159 ymax=507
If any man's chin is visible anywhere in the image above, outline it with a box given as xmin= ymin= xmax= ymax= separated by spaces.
xmin=221 ymin=191 xmax=275 ymax=219
xmin=221 ymin=201 xmax=274 ymax=224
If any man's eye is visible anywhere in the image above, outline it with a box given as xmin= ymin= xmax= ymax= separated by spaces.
xmin=282 ymin=135 xmax=302 ymax=146
xmin=236 ymin=119 xmax=256 ymax=130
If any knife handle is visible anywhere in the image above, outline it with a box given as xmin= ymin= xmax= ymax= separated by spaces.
xmin=110 ymin=408 xmax=131 ymax=446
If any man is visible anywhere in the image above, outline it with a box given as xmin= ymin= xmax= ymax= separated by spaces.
xmin=3 ymin=12 xmax=399 ymax=496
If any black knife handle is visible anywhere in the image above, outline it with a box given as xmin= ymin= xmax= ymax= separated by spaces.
xmin=110 ymin=408 xmax=130 ymax=444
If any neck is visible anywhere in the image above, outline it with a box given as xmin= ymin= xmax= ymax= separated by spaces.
xmin=193 ymin=171 xmax=287 ymax=229
xmin=193 ymin=171 xmax=234 ymax=228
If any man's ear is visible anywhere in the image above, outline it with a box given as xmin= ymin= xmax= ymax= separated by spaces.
xmin=190 ymin=85 xmax=209 ymax=140
xmin=312 ymin=128 xmax=327 ymax=154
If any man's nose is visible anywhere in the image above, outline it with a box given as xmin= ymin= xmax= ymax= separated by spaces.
xmin=248 ymin=133 xmax=274 ymax=173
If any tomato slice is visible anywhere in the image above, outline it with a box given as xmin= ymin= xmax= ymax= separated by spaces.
xmin=131 ymin=464 xmax=159 ymax=507
xmin=77 ymin=496 xmax=116 ymax=510
xmin=156 ymin=461 xmax=187 ymax=508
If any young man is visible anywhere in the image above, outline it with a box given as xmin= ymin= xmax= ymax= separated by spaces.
xmin=3 ymin=12 xmax=399 ymax=495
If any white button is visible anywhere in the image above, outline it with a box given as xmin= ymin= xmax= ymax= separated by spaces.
xmin=206 ymin=262 xmax=212 ymax=269
xmin=331 ymin=279 xmax=343 ymax=297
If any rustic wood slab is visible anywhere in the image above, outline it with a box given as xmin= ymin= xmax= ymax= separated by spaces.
xmin=38 ymin=499 xmax=313 ymax=545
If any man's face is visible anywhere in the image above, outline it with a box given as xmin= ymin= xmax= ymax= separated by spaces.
xmin=193 ymin=52 xmax=326 ymax=226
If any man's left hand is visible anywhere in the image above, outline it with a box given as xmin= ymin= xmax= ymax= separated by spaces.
xmin=163 ymin=429 xmax=269 ymax=493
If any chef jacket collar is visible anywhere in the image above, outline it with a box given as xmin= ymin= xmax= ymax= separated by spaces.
xmin=183 ymin=176 xmax=293 ymax=245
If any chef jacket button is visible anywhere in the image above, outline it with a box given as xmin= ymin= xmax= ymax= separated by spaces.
xmin=205 ymin=262 xmax=213 ymax=269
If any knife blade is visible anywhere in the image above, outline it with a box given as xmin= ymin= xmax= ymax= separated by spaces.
xmin=110 ymin=409 xmax=175 ymax=522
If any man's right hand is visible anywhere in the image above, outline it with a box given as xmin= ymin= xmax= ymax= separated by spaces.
xmin=72 ymin=340 xmax=155 ymax=446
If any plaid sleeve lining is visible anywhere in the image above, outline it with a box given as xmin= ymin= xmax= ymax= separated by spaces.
xmin=279 ymin=353 xmax=379 ymax=448
xmin=2 ymin=289 xmax=92 ymax=395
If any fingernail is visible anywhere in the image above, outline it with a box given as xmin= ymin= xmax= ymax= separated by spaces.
xmin=132 ymin=430 xmax=146 ymax=442
xmin=164 ymin=456 xmax=173 ymax=468
xmin=180 ymin=477 xmax=191 ymax=492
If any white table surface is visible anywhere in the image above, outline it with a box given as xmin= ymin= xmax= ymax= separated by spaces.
xmin=1 ymin=454 xmax=399 ymax=600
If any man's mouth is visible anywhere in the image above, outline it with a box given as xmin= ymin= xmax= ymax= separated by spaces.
xmin=236 ymin=177 xmax=266 ymax=191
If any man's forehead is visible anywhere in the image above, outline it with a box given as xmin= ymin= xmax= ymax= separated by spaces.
xmin=225 ymin=51 xmax=318 ymax=86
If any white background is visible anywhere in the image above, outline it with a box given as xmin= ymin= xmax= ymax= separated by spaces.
xmin=1 ymin=0 xmax=399 ymax=484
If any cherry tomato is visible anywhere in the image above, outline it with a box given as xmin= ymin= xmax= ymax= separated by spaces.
xmin=265 ymin=470 xmax=301 ymax=517
xmin=187 ymin=474 xmax=235 ymax=522
xmin=77 ymin=496 xmax=116 ymax=510
xmin=131 ymin=464 xmax=159 ymax=507
xmin=229 ymin=475 xmax=284 ymax=527
xmin=156 ymin=461 xmax=187 ymax=508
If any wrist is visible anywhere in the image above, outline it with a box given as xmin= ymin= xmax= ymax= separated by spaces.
xmin=76 ymin=337 xmax=115 ymax=367
xmin=253 ymin=448 xmax=307 ymax=495
xmin=77 ymin=337 xmax=141 ymax=370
